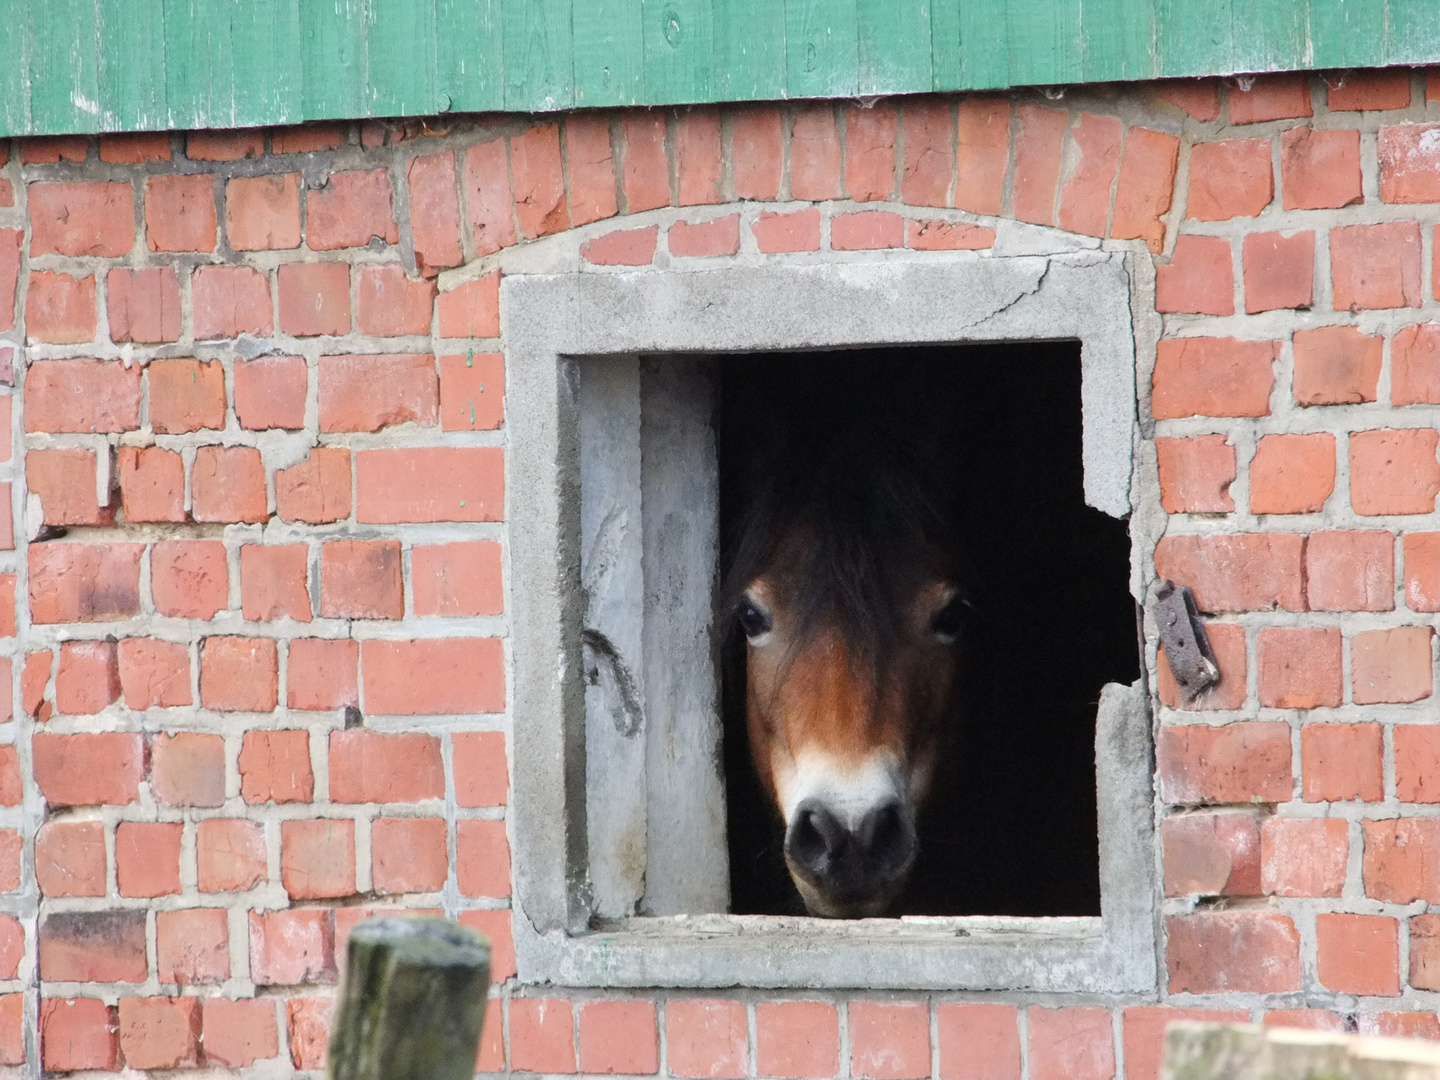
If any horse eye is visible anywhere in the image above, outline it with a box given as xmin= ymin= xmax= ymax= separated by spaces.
xmin=737 ymin=603 xmax=773 ymax=641
xmin=930 ymin=595 xmax=965 ymax=643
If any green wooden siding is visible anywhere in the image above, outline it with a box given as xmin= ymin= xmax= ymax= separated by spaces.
xmin=8 ymin=0 xmax=1440 ymax=137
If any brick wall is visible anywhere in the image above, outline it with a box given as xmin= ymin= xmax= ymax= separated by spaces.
xmin=1 ymin=66 xmax=1440 ymax=1079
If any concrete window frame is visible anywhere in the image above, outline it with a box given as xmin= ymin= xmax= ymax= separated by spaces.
xmin=504 ymin=253 xmax=1158 ymax=991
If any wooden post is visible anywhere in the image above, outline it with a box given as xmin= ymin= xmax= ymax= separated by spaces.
xmin=328 ymin=917 xmax=491 ymax=1080
xmin=1163 ymin=1021 xmax=1440 ymax=1080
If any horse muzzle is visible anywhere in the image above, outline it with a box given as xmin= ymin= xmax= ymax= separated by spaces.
xmin=783 ymin=797 xmax=918 ymax=918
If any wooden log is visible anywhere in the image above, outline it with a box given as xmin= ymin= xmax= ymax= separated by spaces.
xmin=1163 ymin=1021 xmax=1440 ymax=1080
xmin=328 ymin=916 xmax=491 ymax=1080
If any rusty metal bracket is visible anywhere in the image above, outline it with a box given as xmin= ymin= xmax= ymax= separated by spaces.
xmin=1155 ymin=581 xmax=1220 ymax=702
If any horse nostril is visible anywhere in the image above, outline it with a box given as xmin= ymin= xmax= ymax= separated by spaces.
xmin=785 ymin=800 xmax=846 ymax=878
xmin=856 ymin=801 xmax=917 ymax=877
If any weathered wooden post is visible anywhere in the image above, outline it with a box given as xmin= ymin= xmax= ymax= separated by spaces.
xmin=1162 ymin=1021 xmax=1440 ymax=1080
xmin=328 ymin=917 xmax=491 ymax=1080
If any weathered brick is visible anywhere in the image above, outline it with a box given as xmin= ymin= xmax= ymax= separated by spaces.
xmin=30 ymin=543 xmax=143 ymax=623
xmin=235 ymin=354 xmax=307 ymax=430
xmin=1161 ymin=811 xmax=1261 ymax=896
xmin=831 ymin=211 xmax=905 ymax=251
xmin=202 ymin=998 xmax=279 ymax=1068
xmin=151 ymin=731 xmax=224 ymax=807
xmin=286 ymin=997 xmax=332 ymax=1070
xmin=149 ymin=356 xmax=226 ymax=433
xmin=29 ymin=181 xmax=134 ymax=256
xmin=512 ymin=124 xmax=569 ymax=237
xmin=250 ymin=909 xmax=335 ymax=985
xmin=362 ymin=638 xmax=505 ymax=715
xmin=26 ymin=359 xmax=139 ymax=434
xmin=188 ymin=130 xmax=263 ymax=161
xmin=567 ymin=114 xmax=619 ymax=226
xmin=845 ymin=102 xmax=898 ymax=202
xmin=1411 ymin=915 xmax=1440 ymax=992
xmin=226 ymin=173 xmax=301 ymax=250
xmin=457 ymin=818 xmax=510 ymax=898
xmin=453 ymin=731 xmax=509 ymax=808
xmin=240 ymin=729 xmax=314 ymax=804
xmin=1156 ymin=435 xmax=1236 ymax=513
xmin=272 ymin=124 xmax=345 ymax=154
xmin=20 ymin=135 xmax=87 ymax=163
xmin=621 ymin=113 xmax=669 ymax=213
xmin=118 ymin=996 xmax=202 ymax=1069
xmin=1122 ymin=1007 xmax=1248 ymax=1080
xmin=192 ymin=265 xmax=273 ymax=338
xmin=412 ymin=540 xmax=503 ymax=617
xmin=1329 ymin=69 xmax=1412 ymax=111
xmin=1153 ymin=533 xmax=1304 ymax=612
xmin=39 ymin=911 xmax=148 ymax=983
xmin=906 ymin=220 xmax=995 ymax=251
xmin=1352 ymin=626 xmax=1433 ymax=704
xmin=1307 ymin=530 xmax=1394 ymax=611
xmin=373 ymin=817 xmax=448 ymax=894
xmin=1258 ymin=627 xmax=1343 ymax=708
xmin=849 ymin=1001 xmax=928 ymax=1080
xmin=1392 ymin=322 xmax=1440 ymax=405
xmin=954 ymin=98 xmax=1009 ymax=216
xmin=356 ymin=447 xmax=502 ymax=523
xmin=1057 ymin=112 xmax=1122 ymax=238
xmin=1165 ymin=911 xmax=1301 ymax=993
xmin=1366 ymin=818 xmax=1440 ymax=902
xmin=196 ymin=818 xmax=266 ymax=892
xmin=201 ymin=636 xmax=278 ymax=712
xmin=407 ymin=150 xmax=464 ymax=275
xmin=1229 ymin=74 xmax=1314 ymax=123
xmin=36 ymin=821 xmax=105 ymax=897
xmin=191 ymin=445 xmax=268 ymax=523
xmin=580 ymin=999 xmax=659 ymax=1076
xmin=1243 ymin=230 xmax=1315 ymax=313
xmin=276 ymin=447 xmax=351 ymax=524
xmin=1303 ymin=723 xmax=1384 ymax=802
xmin=901 ymin=97 xmax=955 ymax=208
xmin=582 ymin=225 xmax=658 ymax=265
xmin=1294 ymin=323 xmax=1381 ymax=404
xmin=669 ymin=215 xmax=742 ymax=258
xmin=1155 ymin=235 xmax=1234 ymax=315
xmin=277 ymin=262 xmax=350 ymax=336
xmin=108 ymin=267 xmax=180 ymax=343
xmin=1398 ymin=724 xmax=1440 ymax=801
xmin=27 ymin=447 xmax=107 ymax=526
xmin=755 ymin=1001 xmax=838 ymax=1080
xmin=1157 ymin=721 xmax=1293 ymax=803
xmin=55 ymin=639 xmax=119 ymax=715
xmin=790 ymin=104 xmax=842 ymax=203
xmin=1316 ymin=913 xmax=1400 ymax=996
xmin=116 ymin=821 xmax=182 ymax=897
xmin=146 ymin=173 xmax=217 ymax=252
xmin=1331 ymin=220 xmax=1423 ymax=310
xmin=319 ymin=353 xmax=437 ymax=432
xmin=1158 ymin=622 xmax=1247 ymax=712
xmin=1350 ymin=428 xmax=1440 ymax=515
xmin=1261 ymin=816 xmax=1348 ymax=897
xmin=100 ymin=132 xmax=171 ymax=163
xmin=356 ymin=264 xmax=436 ymax=336
xmin=1249 ymin=432 xmax=1335 ymax=514
xmin=464 ymin=138 xmax=518 ymax=256
xmin=241 ymin=543 xmax=311 ymax=622
xmin=1406 ymin=532 xmax=1440 ymax=613
xmin=436 ymin=272 xmax=500 ymax=338
xmin=667 ymin=998 xmax=749 ymax=1079
xmin=41 ymin=998 xmax=118 ymax=1071
xmin=1012 ymin=105 xmax=1067 ymax=226
xmin=752 ymin=208 xmax=821 ymax=253
xmin=25 ymin=271 xmax=97 ymax=344
xmin=280 ymin=819 xmax=356 ymax=899
xmin=676 ymin=108 xmax=724 ymax=206
xmin=329 ymin=730 xmax=444 ymax=802
xmin=1151 ymin=337 xmax=1277 ymax=419
xmin=1188 ymin=138 xmax=1273 ymax=220
xmin=320 ymin=540 xmax=402 ymax=619
xmin=307 ymin=169 xmax=397 ymax=250
xmin=733 ymin=106 xmax=783 ymax=201
xmin=287 ymin=637 xmax=359 ymax=711
xmin=1028 ymin=1007 xmax=1114 ymax=1080
xmin=117 ymin=638 xmax=191 ymax=709
xmin=151 ymin=539 xmax=227 ymax=619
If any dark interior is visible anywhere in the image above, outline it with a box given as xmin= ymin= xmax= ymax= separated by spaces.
xmin=717 ymin=343 xmax=1140 ymax=917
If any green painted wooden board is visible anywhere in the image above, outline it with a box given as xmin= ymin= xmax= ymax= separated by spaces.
xmin=11 ymin=0 xmax=1440 ymax=137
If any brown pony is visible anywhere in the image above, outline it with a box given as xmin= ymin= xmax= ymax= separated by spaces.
xmin=721 ymin=398 xmax=967 ymax=918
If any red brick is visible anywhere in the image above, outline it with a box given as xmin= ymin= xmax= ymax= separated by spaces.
xmin=22 ymin=651 xmax=48 ymax=721
xmin=621 ymin=113 xmax=669 ymax=213
xmin=1157 ymin=721 xmax=1293 ymax=803
xmin=453 ymin=730 xmax=509 ymax=807
xmin=453 ymin=910 xmax=513 ymax=985
xmin=202 ymin=999 xmax=279 ymax=1068
xmin=906 ymin=220 xmax=995 ymax=250
xmin=330 ymin=730 xmax=444 ymax=802
xmin=464 ymin=138 xmax=518 ymax=256
xmin=730 ymin=106 xmax=781 ymax=201
xmin=1028 ymin=1007 xmax=1113 ymax=1080
xmin=197 ymin=818 xmax=266 ymax=892
xmin=239 ymin=729 xmax=313 ymax=804
xmin=0 ymin=229 xmax=17 ymax=332
xmin=156 ymin=908 xmax=229 ymax=984
xmin=1166 ymin=910 xmax=1301 ymax=992
xmin=935 ymin=1003 xmax=1019 ymax=1080
xmin=756 ymin=1001 xmax=839 ymax=1079
xmin=192 ymin=445 xmax=268 ymax=523
xmin=226 ymin=173 xmax=301 ymax=250
xmin=1332 ymin=221 xmax=1423 ymax=310
xmin=676 ymin=108 xmax=723 ymax=206
xmin=408 ymin=150 xmax=464 ymax=275
xmin=150 ymin=356 xmax=226 ymax=433
xmin=250 ymin=909 xmax=335 ymax=985
xmin=152 ymin=731 xmax=224 ymax=807
xmin=1397 ymin=724 xmax=1440 ymax=801
xmin=1258 ymin=626 xmax=1342 ymax=708
xmin=1278 ymin=126 xmax=1363 ymax=212
xmin=439 ymin=351 xmax=504 ymax=433
xmin=1329 ymin=69 xmax=1412 ymax=111
xmin=201 ymin=636 xmax=278 ymax=712
xmin=25 ymin=270 xmax=97 ymax=344
xmin=41 ymin=911 xmax=147 ymax=982
xmin=286 ymin=997 xmax=332 ymax=1070
xmin=848 ymin=1001 xmax=929 ymax=1080
xmin=1156 ymin=235 xmax=1234 ymax=315
xmin=362 ymin=638 xmax=505 ymax=715
xmin=579 ymin=999 xmax=658 ymax=1075
xmin=53 ymin=639 xmax=117 ymax=717
xmin=1353 ymin=625 xmax=1433 ymax=704
xmin=100 ymin=132 xmax=171 ymax=162
xmin=1156 ymin=435 xmax=1235 ymax=513
xmin=20 ymin=135 xmax=86 ymax=163
xmin=320 ymin=353 xmax=437 ymax=432
xmin=0 ymin=749 xmax=17 ymax=807
xmin=1392 ymin=322 xmax=1440 ymax=405
xmin=1162 ymin=811 xmax=1261 ymax=896
xmin=1153 ymin=533 xmax=1304 ymax=613
xmin=240 ymin=543 xmax=310 ymax=622
xmin=1057 ymin=112 xmax=1122 ymax=238
xmin=108 ymin=267 xmax=180 ymax=343
xmin=356 ymin=265 xmax=436 ymax=336
xmin=1158 ymin=622 xmax=1247 ymax=712
xmin=27 ymin=447 xmax=106 ymax=526
xmin=373 ymin=817 xmax=448 ymax=894
xmin=188 ymin=130 xmax=263 ymax=160
xmin=1350 ymin=428 xmax=1440 ymax=515
xmin=287 ymin=637 xmax=358 ymax=711
xmin=308 ymin=169 xmax=397 ymax=250
xmin=901 ymin=97 xmax=955 ymax=207
xmin=790 ymin=104 xmax=841 ymax=202
xmin=356 ymin=446 xmax=502 ymax=523
xmin=1382 ymin=125 xmax=1440 ymax=206
xmin=146 ymin=173 xmax=217 ymax=252
xmin=278 ymin=262 xmax=351 ymax=335
xmin=0 ymin=993 xmax=18 ymax=1065
xmin=1358 ymin=1012 xmax=1440 ymax=1039
xmin=845 ymin=102 xmax=898 ymax=202
xmin=281 ymin=819 xmax=356 ymax=899
xmin=1317 ymin=913 xmax=1400 ymax=996
xmin=1151 ymin=337 xmax=1277 ymax=419
xmin=510 ymin=998 xmax=575 ymax=1073
xmin=831 ymin=211 xmax=905 ymax=251
xmin=666 ymin=998 xmax=748 ymax=1079
xmin=1249 ymin=432 xmax=1335 ymax=514
xmin=582 ymin=225 xmax=658 ymax=266
xmin=36 ymin=821 xmax=105 ymax=897
xmin=670 ymin=215 xmax=741 ymax=257
xmin=1261 ymin=816 xmax=1348 ymax=897
xmin=1121 ymin=1008 xmax=1248 ymax=1080
xmin=276 ymin=447 xmax=351 ymax=524
xmin=1293 ymin=324 xmax=1381 ymax=405
xmin=567 ymin=114 xmax=619 ymax=227
xmin=457 ymin=818 xmax=510 ymax=898
xmin=753 ymin=208 xmax=821 ymax=253
xmin=1111 ymin=128 xmax=1180 ymax=253
xmin=412 ymin=540 xmax=503 ymax=617
xmin=952 ymin=98 xmax=1009 ymax=216
xmin=320 ymin=539 xmax=402 ymax=619
xmin=1306 ymin=530 xmax=1393 ymax=612
xmin=1229 ymin=73 xmax=1314 ymax=123
xmin=512 ymin=123 xmax=569 ymax=238
xmin=1187 ymin=138 xmax=1273 ymax=221
xmin=34 ymin=732 xmax=144 ymax=806
xmin=117 ymin=638 xmax=191 ymax=709
xmin=1154 ymin=79 xmax=1224 ymax=120
xmin=1243 ymin=230 xmax=1315 ymax=313
xmin=272 ymin=123 xmax=345 ymax=154
xmin=437 ymin=272 xmax=500 ymax=338
xmin=1012 ymin=105 xmax=1067 ymax=226
xmin=235 ymin=354 xmax=306 ymax=430
xmin=1366 ymin=817 xmax=1440 ymax=902
xmin=116 ymin=821 xmax=182 ymax=897
xmin=29 ymin=181 xmax=134 ymax=256
xmin=151 ymin=539 xmax=228 ymax=619
xmin=1303 ymin=723 xmax=1383 ymax=802
xmin=42 ymin=998 xmax=118 ymax=1071
xmin=1412 ymin=915 xmax=1440 ymax=990
xmin=192 ymin=265 xmax=273 ymax=338
xmin=118 ymin=997 xmax=201 ymax=1070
